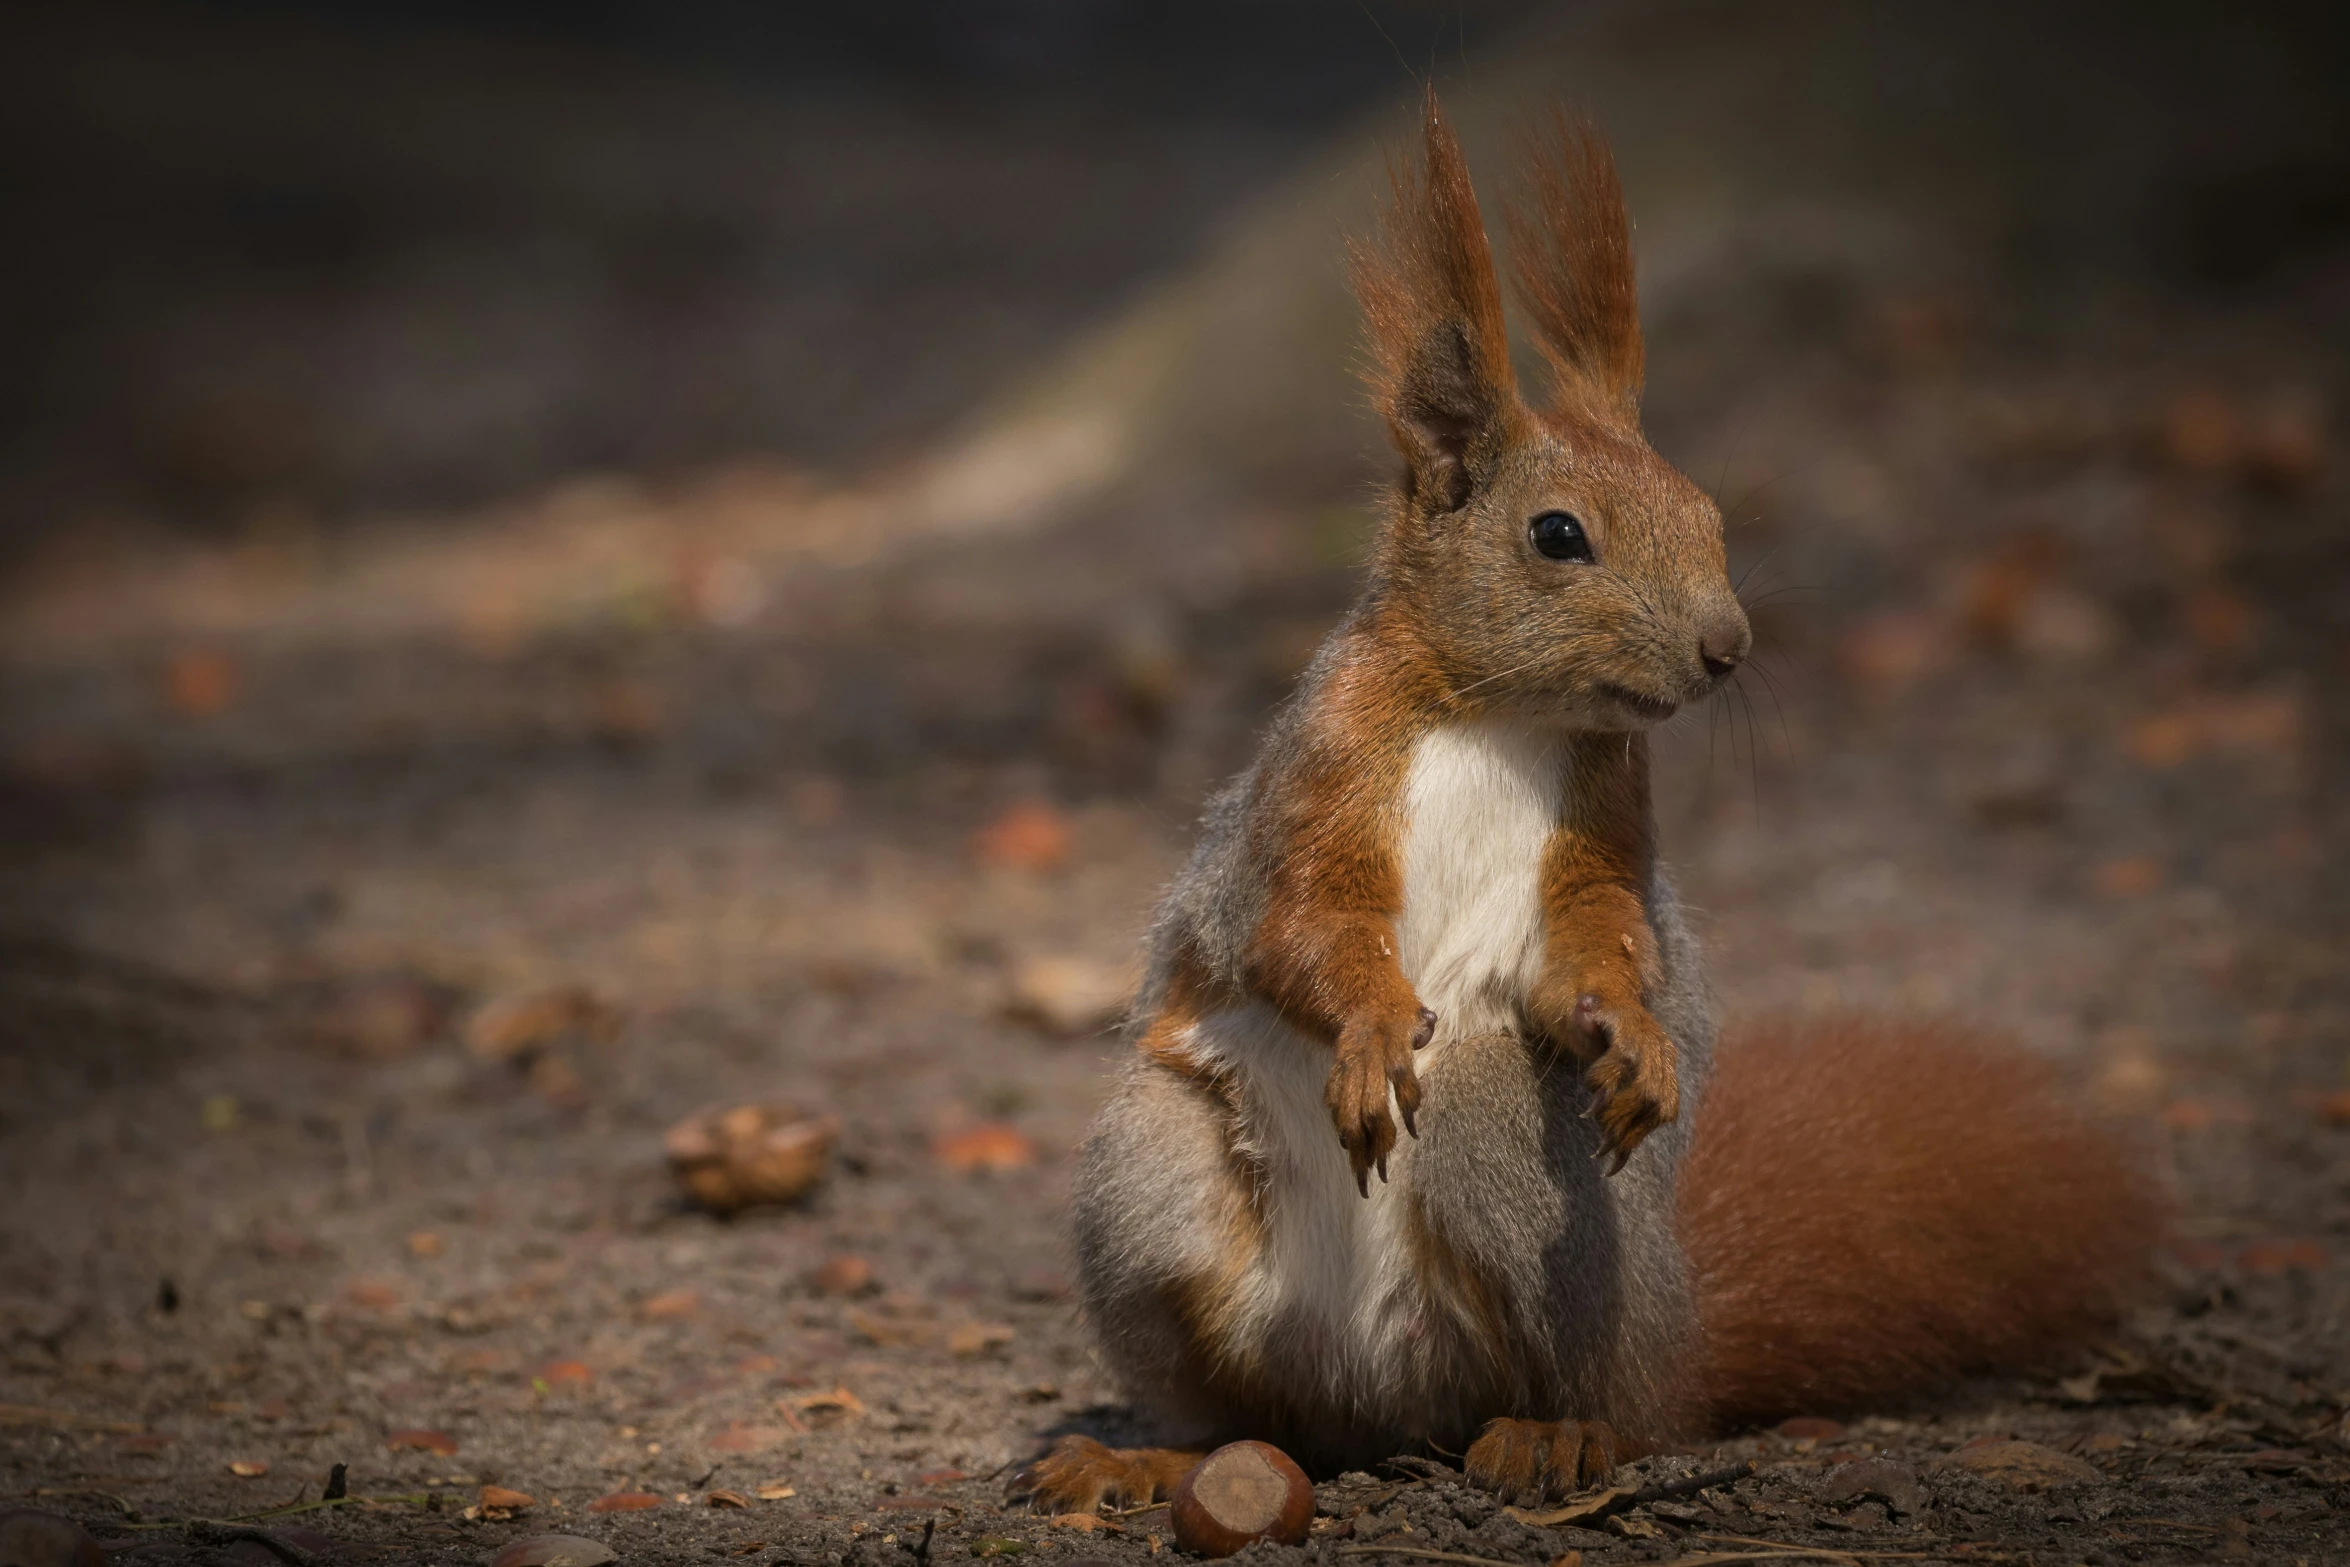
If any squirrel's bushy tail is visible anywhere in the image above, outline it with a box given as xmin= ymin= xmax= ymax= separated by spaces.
xmin=1677 ymin=1017 xmax=2162 ymax=1428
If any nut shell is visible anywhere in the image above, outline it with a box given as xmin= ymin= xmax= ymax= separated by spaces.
xmin=1169 ymin=1441 xmax=1313 ymax=1558
xmin=664 ymin=1104 xmax=839 ymax=1213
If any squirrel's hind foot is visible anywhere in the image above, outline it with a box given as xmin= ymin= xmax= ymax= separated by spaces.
xmin=1009 ymin=1435 xmax=1201 ymax=1517
xmin=1463 ymin=1418 xmax=1623 ymax=1505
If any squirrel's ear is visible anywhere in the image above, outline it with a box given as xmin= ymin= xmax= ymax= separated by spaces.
xmin=1352 ymin=90 xmax=1521 ymax=515
xmin=1505 ymin=108 xmax=1644 ymax=427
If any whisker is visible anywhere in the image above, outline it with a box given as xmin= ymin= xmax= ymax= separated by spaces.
xmin=1732 ymin=542 xmax=1785 ymax=599
xmin=1738 ymin=583 xmax=1820 ymax=614
xmin=1735 ymin=676 xmax=1763 ymax=828
xmin=1742 ymin=659 xmax=1797 ymax=756
xmin=1447 ymin=651 xmax=1551 ymax=701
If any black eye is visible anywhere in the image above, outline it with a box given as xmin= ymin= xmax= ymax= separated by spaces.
xmin=1529 ymin=511 xmax=1595 ymax=563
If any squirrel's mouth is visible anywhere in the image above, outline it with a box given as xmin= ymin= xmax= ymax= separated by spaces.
xmin=1595 ymin=682 xmax=1680 ymax=723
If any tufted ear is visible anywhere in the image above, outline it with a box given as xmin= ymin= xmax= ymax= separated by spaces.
xmin=1351 ymin=90 xmax=1522 ymax=515
xmin=1505 ymin=107 xmax=1644 ymax=427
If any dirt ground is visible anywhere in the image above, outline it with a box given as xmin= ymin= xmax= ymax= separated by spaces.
xmin=4 ymin=5 xmax=2350 ymax=1566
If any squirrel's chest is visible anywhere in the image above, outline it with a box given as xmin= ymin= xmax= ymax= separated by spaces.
xmin=1394 ymin=719 xmax=1564 ymax=1040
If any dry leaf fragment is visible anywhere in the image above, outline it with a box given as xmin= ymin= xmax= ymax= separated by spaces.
xmin=947 ymin=1322 xmax=1015 ymax=1358
xmin=932 ymin=1123 xmax=1036 ymax=1174
xmin=406 ymin=1231 xmax=443 ymax=1258
xmin=1004 ymin=957 xmax=1136 ymax=1037
xmin=479 ymin=1485 xmax=536 ymax=1515
xmin=787 ymin=1387 xmax=865 ymax=1427
xmin=1838 ymin=611 xmax=1943 ymax=693
xmin=639 ymin=1289 xmax=700 ymax=1321
xmin=345 ymin=1279 xmax=401 ymax=1310
xmin=974 ymin=802 xmax=1071 ymax=872
xmin=755 ymin=1484 xmax=797 ymax=1501
xmin=1941 ymin=1439 xmax=2104 ymax=1490
xmin=386 ymin=1428 xmax=459 ymax=1456
xmin=305 ymin=974 xmax=449 ymax=1061
xmin=850 ymin=1305 xmax=936 ymax=1348
xmin=467 ymin=986 xmax=617 ymax=1065
xmin=491 ymin=1535 xmax=618 ymax=1567
xmin=707 ymin=1423 xmax=789 ymax=1455
xmin=810 ymin=1255 xmax=874 ymax=1295
xmin=227 ymin=1460 xmax=270 ymax=1478
xmin=707 ymin=1490 xmax=751 ymax=1508
xmin=1818 ymin=1457 xmax=1922 ymax=1516
xmin=585 ymin=1491 xmax=664 ymax=1513
xmin=2094 ymin=858 xmax=2163 ymax=898
xmin=1503 ymin=1489 xmax=1631 ymax=1527
xmin=536 ymin=1360 xmax=594 ymax=1389
xmin=2237 ymin=1238 xmax=2328 ymax=1275
xmin=164 ymin=649 xmax=238 ymax=717
xmin=2160 ymin=389 xmax=2240 ymax=470
xmin=666 ymin=1104 xmax=839 ymax=1213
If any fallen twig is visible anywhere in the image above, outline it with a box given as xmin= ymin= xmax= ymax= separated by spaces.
xmin=1687 ymin=1535 xmax=1935 ymax=1562
xmin=2102 ymin=1517 xmax=2219 ymax=1534
xmin=30 ymin=1487 xmax=134 ymax=1515
xmin=1378 ymin=1456 xmax=1457 ymax=1482
xmin=1668 ymin=1553 xmax=1872 ymax=1566
xmin=0 ymin=1402 xmax=145 ymax=1435
xmin=186 ymin=1522 xmax=316 ymax=1566
xmin=1640 ymin=1460 xmax=1758 ymax=1503
xmin=1338 ymin=1546 xmax=1540 ymax=1567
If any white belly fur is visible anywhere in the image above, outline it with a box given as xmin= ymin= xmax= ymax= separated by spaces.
xmin=1395 ymin=718 xmax=1563 ymax=1051
xmin=1178 ymin=719 xmax=1565 ymax=1424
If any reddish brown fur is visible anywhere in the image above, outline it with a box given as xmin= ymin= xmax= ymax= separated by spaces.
xmin=1679 ymin=1018 xmax=2164 ymax=1426
xmin=1528 ymin=732 xmax=1679 ymax=1165
xmin=1351 ymin=90 xmax=1527 ymax=514
xmin=1240 ymin=630 xmax=1451 ymax=1191
xmin=1012 ymin=1436 xmax=1201 ymax=1517
xmin=1463 ymin=1417 xmax=1624 ymax=1505
xmin=1507 ymin=107 xmax=1645 ymax=424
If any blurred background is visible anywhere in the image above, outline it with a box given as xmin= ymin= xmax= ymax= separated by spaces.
xmin=2 ymin=0 xmax=2347 ymax=1557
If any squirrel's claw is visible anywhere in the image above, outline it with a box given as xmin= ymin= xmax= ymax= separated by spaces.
xmin=1465 ymin=1417 xmax=1623 ymax=1503
xmin=1578 ymin=1000 xmax=1680 ymax=1173
xmin=1328 ymin=999 xmax=1432 ymax=1197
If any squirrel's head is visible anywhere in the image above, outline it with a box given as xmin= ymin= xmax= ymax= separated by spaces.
xmin=1353 ymin=94 xmax=1749 ymax=730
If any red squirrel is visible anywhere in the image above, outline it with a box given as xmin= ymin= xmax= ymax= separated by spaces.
xmin=1015 ymin=93 xmax=2157 ymax=1511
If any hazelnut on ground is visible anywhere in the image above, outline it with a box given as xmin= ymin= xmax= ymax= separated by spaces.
xmin=1169 ymin=1441 xmax=1314 ymax=1557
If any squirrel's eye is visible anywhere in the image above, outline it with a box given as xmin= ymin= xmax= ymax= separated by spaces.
xmin=1529 ymin=511 xmax=1595 ymax=563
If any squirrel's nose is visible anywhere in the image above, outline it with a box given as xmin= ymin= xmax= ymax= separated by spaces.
xmin=1697 ymin=610 xmax=1752 ymax=681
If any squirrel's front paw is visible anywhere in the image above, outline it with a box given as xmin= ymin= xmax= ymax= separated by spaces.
xmin=1325 ymin=1002 xmax=1436 ymax=1196
xmin=1464 ymin=1417 xmax=1621 ymax=1505
xmin=1573 ymin=996 xmax=1680 ymax=1174
xmin=1008 ymin=1435 xmax=1198 ymax=1516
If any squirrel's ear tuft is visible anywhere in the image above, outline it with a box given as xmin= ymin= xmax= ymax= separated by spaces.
xmin=1351 ymin=89 xmax=1520 ymax=515
xmin=1505 ymin=108 xmax=1644 ymax=427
